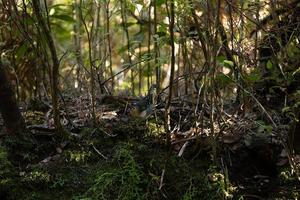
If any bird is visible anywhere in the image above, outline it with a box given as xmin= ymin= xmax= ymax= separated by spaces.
xmin=130 ymin=84 xmax=158 ymax=118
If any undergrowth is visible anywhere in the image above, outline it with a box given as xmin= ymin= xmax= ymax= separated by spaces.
xmin=78 ymin=142 xmax=221 ymax=200
xmin=0 ymin=146 xmax=14 ymax=198
xmin=83 ymin=143 xmax=145 ymax=200
xmin=1 ymin=122 xmax=224 ymax=200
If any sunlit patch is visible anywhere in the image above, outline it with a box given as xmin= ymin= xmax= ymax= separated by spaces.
xmin=106 ymin=60 xmax=111 ymax=67
xmin=144 ymin=0 xmax=150 ymax=7
xmin=72 ymin=67 xmax=77 ymax=75
xmin=233 ymin=87 xmax=237 ymax=94
xmin=164 ymin=17 xmax=170 ymax=25
xmin=49 ymin=8 xmax=55 ymax=16
xmin=74 ymin=80 xmax=78 ymax=89
xmin=222 ymin=67 xmax=231 ymax=75
xmin=196 ymin=11 xmax=203 ymax=17
xmin=99 ymin=111 xmax=118 ymax=120
xmin=135 ymin=4 xmax=143 ymax=14
xmin=68 ymin=150 xmax=91 ymax=163
xmin=175 ymin=43 xmax=180 ymax=55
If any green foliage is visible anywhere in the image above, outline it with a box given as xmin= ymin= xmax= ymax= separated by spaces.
xmin=182 ymin=182 xmax=198 ymax=200
xmin=48 ymin=3 xmax=74 ymax=42
xmin=3 ymin=134 xmax=36 ymax=163
xmin=246 ymin=68 xmax=262 ymax=83
xmin=216 ymin=72 xmax=232 ymax=88
xmin=82 ymin=139 xmax=224 ymax=200
xmin=16 ymin=43 xmax=29 ymax=62
xmin=146 ymin=120 xmax=164 ymax=136
xmin=223 ymin=60 xmax=234 ymax=69
xmin=266 ymin=60 xmax=273 ymax=70
xmin=51 ymin=14 xmax=76 ymax=23
xmin=84 ymin=143 xmax=145 ymax=200
xmin=51 ymin=176 xmax=66 ymax=188
xmin=0 ymin=146 xmax=13 ymax=193
xmin=156 ymin=0 xmax=166 ymax=7
xmin=255 ymin=120 xmax=273 ymax=134
xmin=67 ymin=150 xmax=92 ymax=163
xmin=21 ymin=169 xmax=51 ymax=185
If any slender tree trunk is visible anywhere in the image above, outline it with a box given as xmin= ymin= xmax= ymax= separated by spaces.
xmin=147 ymin=1 xmax=152 ymax=90
xmin=32 ymin=0 xmax=63 ymax=134
xmin=165 ymin=0 xmax=175 ymax=146
xmin=79 ymin=0 xmax=97 ymax=125
xmin=254 ymin=0 xmax=260 ymax=67
xmin=105 ymin=0 xmax=114 ymax=92
xmin=138 ymin=43 xmax=142 ymax=96
xmin=153 ymin=0 xmax=160 ymax=91
xmin=92 ymin=1 xmax=100 ymax=60
xmin=73 ymin=0 xmax=84 ymax=91
xmin=120 ymin=0 xmax=134 ymax=95
xmin=0 ymin=60 xmax=25 ymax=135
xmin=176 ymin=39 xmax=180 ymax=97
xmin=181 ymin=31 xmax=188 ymax=95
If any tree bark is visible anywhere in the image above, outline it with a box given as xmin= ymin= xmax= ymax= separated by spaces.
xmin=32 ymin=0 xmax=63 ymax=133
xmin=0 ymin=60 xmax=25 ymax=135
xmin=164 ymin=0 xmax=175 ymax=146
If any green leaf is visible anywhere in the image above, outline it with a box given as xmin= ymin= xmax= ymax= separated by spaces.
xmin=128 ymin=3 xmax=136 ymax=13
xmin=49 ymin=4 xmax=66 ymax=9
xmin=123 ymin=22 xmax=136 ymax=28
xmin=141 ymin=52 xmax=153 ymax=61
xmin=216 ymin=56 xmax=226 ymax=64
xmin=216 ymin=72 xmax=232 ymax=86
xmin=223 ymin=60 xmax=234 ymax=68
xmin=51 ymin=14 xmax=75 ymax=22
xmin=282 ymin=106 xmax=291 ymax=113
xmin=156 ymin=31 xmax=167 ymax=37
xmin=156 ymin=0 xmax=166 ymax=7
xmin=118 ymin=45 xmax=128 ymax=54
xmin=247 ymin=69 xmax=262 ymax=82
xmin=266 ymin=60 xmax=273 ymax=70
xmin=16 ymin=43 xmax=28 ymax=61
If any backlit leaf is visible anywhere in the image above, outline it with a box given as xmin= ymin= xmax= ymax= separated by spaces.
xmin=266 ymin=60 xmax=273 ymax=70
xmin=51 ymin=14 xmax=75 ymax=23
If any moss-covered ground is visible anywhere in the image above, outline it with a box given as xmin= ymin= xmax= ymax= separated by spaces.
xmin=1 ymin=118 xmax=300 ymax=199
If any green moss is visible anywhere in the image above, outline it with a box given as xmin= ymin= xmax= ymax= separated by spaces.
xmin=21 ymin=169 xmax=51 ymax=186
xmin=0 ymin=146 xmax=14 ymax=195
xmin=84 ymin=143 xmax=146 ymax=200
xmin=78 ymin=141 xmax=221 ymax=200
xmin=3 ymin=133 xmax=36 ymax=164
xmin=0 ymin=119 xmax=225 ymax=200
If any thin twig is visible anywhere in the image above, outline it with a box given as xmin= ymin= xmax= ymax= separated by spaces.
xmin=91 ymin=144 xmax=108 ymax=160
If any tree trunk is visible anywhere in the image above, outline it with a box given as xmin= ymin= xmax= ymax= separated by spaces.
xmin=164 ymin=0 xmax=175 ymax=146
xmin=0 ymin=60 xmax=25 ymax=135
xmin=32 ymin=0 xmax=63 ymax=134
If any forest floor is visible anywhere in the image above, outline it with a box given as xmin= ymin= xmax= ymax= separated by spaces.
xmin=1 ymin=94 xmax=300 ymax=200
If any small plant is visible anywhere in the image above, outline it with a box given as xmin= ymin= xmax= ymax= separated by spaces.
xmin=182 ymin=179 xmax=197 ymax=200
xmin=68 ymin=150 xmax=92 ymax=163
xmin=0 ymin=146 xmax=13 ymax=193
xmin=51 ymin=176 xmax=66 ymax=188
xmin=21 ymin=169 xmax=51 ymax=185
xmin=207 ymin=166 xmax=236 ymax=199
xmin=84 ymin=143 xmax=145 ymax=200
